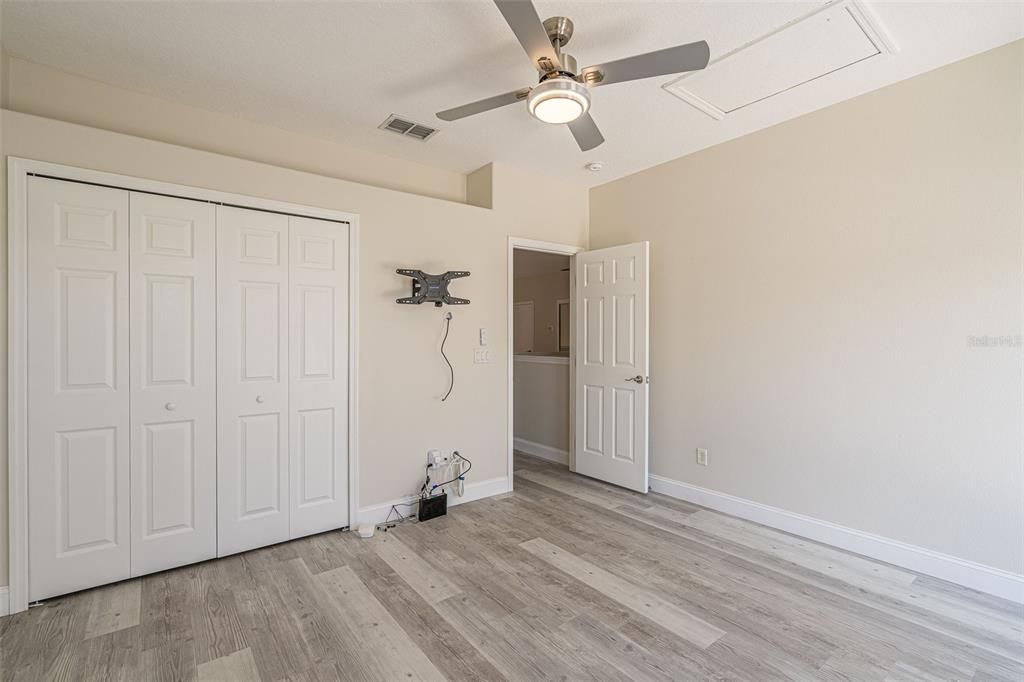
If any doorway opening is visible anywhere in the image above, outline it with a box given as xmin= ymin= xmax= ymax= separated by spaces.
xmin=507 ymin=238 xmax=650 ymax=494
xmin=507 ymin=238 xmax=581 ymax=488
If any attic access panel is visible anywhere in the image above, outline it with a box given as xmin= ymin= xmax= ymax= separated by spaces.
xmin=664 ymin=0 xmax=895 ymax=119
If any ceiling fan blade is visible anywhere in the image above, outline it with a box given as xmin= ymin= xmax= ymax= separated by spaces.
xmin=568 ymin=113 xmax=604 ymax=152
xmin=436 ymin=88 xmax=531 ymax=121
xmin=493 ymin=0 xmax=563 ymax=73
xmin=581 ymin=40 xmax=710 ymax=87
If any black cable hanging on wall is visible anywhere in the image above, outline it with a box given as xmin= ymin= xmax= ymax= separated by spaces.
xmin=440 ymin=312 xmax=454 ymax=401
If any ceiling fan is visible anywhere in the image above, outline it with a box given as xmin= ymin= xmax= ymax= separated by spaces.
xmin=436 ymin=0 xmax=711 ymax=151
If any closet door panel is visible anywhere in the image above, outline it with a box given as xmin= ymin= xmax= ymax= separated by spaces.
xmin=27 ymin=177 xmax=131 ymax=601
xmin=130 ymin=193 xmax=217 ymax=575
xmin=217 ymin=206 xmax=290 ymax=556
xmin=288 ymin=217 xmax=349 ymax=538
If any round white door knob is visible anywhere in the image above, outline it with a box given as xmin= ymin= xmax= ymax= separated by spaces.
xmin=165 ymin=402 xmax=176 ymax=411
xmin=255 ymin=395 xmax=265 ymax=403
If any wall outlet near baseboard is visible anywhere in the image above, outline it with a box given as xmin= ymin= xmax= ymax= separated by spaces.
xmin=696 ymin=448 xmax=709 ymax=466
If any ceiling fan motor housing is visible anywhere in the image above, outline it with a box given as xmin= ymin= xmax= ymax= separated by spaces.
xmin=543 ymin=16 xmax=574 ymax=48
xmin=543 ymin=53 xmax=578 ymax=78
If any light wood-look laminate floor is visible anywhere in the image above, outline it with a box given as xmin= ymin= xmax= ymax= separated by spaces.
xmin=2 ymin=453 xmax=1022 ymax=681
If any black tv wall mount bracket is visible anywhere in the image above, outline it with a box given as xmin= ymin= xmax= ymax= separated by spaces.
xmin=396 ymin=269 xmax=471 ymax=307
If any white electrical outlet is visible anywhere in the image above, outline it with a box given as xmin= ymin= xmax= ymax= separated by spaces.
xmin=696 ymin=448 xmax=708 ymax=466
xmin=479 ymin=327 xmax=489 ymax=346
xmin=427 ymin=449 xmax=447 ymax=468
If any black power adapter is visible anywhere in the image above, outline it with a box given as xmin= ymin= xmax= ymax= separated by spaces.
xmin=418 ymin=492 xmax=448 ymax=522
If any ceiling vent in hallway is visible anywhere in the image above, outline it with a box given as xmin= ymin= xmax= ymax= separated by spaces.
xmin=379 ymin=114 xmax=439 ymax=141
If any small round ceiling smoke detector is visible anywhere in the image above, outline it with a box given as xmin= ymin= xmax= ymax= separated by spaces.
xmin=585 ymin=162 xmax=604 ymax=172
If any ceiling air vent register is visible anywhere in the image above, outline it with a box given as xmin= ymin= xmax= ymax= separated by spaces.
xmin=379 ymin=115 xmax=439 ymax=141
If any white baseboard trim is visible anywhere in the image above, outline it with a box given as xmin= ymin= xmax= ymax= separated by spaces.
xmin=649 ymin=474 xmax=1024 ymax=604
xmin=357 ymin=476 xmax=511 ymax=527
xmin=0 ymin=586 xmax=9 ymax=617
xmin=513 ymin=437 xmax=568 ymax=466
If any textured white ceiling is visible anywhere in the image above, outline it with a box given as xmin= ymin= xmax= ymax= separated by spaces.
xmin=3 ymin=1 xmax=1022 ymax=188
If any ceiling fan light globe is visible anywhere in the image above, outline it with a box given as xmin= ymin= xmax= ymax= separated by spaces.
xmin=527 ymin=78 xmax=590 ymax=124
xmin=533 ymin=97 xmax=584 ymax=124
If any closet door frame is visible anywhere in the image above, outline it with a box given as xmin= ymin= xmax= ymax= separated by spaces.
xmin=7 ymin=157 xmax=360 ymax=615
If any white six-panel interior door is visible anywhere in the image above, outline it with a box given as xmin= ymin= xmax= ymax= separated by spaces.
xmin=131 ymin=193 xmax=218 ymax=576
xmin=574 ymin=242 xmax=650 ymax=493
xmin=27 ymin=178 xmax=133 ymax=599
xmin=25 ymin=174 xmax=352 ymax=602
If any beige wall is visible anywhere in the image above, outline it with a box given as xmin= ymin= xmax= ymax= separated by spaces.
xmin=493 ymin=165 xmax=587 ymax=247
xmin=0 ymin=52 xmax=9 ymax=110
xmin=0 ymin=2 xmax=8 ymax=108
xmin=466 ymin=164 xmax=493 ymax=210
xmin=514 ymin=271 xmax=571 ymax=353
xmin=590 ymin=41 xmax=1024 ymax=574
xmin=4 ymin=57 xmax=466 ymax=203
xmin=513 ymin=359 xmax=570 ymax=453
xmin=0 ymin=106 xmax=588 ymax=587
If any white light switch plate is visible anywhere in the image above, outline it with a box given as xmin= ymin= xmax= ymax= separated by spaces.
xmin=696 ymin=448 xmax=708 ymax=466
xmin=474 ymin=349 xmax=492 ymax=364
xmin=479 ymin=328 xmax=489 ymax=346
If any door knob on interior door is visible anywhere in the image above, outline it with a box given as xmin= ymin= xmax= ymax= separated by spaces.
xmin=255 ymin=394 xmax=265 ymax=403
xmin=626 ymin=375 xmax=644 ymax=383
xmin=165 ymin=402 xmax=176 ymax=411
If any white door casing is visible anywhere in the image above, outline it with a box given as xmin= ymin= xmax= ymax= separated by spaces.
xmin=288 ymin=216 xmax=349 ymax=537
xmin=574 ymin=242 xmax=650 ymax=493
xmin=129 ymin=193 xmax=217 ymax=575
xmin=216 ymin=205 xmax=291 ymax=556
xmin=27 ymin=177 xmax=131 ymax=600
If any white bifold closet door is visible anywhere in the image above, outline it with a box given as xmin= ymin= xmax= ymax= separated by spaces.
xmin=129 ymin=193 xmax=217 ymax=575
xmin=27 ymin=177 xmax=131 ymax=601
xmin=25 ymin=176 xmax=350 ymax=598
xmin=216 ymin=207 xmax=349 ymax=556
xmin=287 ymin=216 xmax=349 ymax=539
xmin=217 ymin=206 xmax=291 ymax=555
